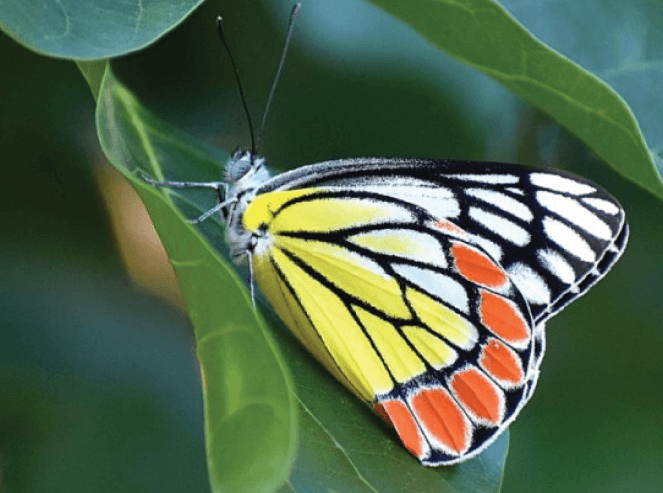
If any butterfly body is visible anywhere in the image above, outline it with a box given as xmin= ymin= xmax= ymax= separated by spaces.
xmin=157 ymin=152 xmax=628 ymax=465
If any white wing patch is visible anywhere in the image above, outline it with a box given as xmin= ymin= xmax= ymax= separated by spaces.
xmin=469 ymin=235 xmax=504 ymax=262
xmin=507 ymin=262 xmax=551 ymax=305
xmin=505 ymin=187 xmax=525 ymax=196
xmin=466 ymin=188 xmax=533 ymax=222
xmin=449 ymin=173 xmax=520 ymax=184
xmin=530 ymin=173 xmax=596 ymax=195
xmin=537 ymin=248 xmax=576 ymax=285
xmin=582 ymin=197 xmax=622 ymax=215
xmin=536 ymin=191 xmax=612 ymax=240
xmin=348 ymin=229 xmax=448 ymax=269
xmin=542 ymin=217 xmax=596 ymax=263
xmin=329 ymin=182 xmax=460 ymax=219
xmin=392 ymin=264 xmax=470 ymax=314
xmin=469 ymin=207 xmax=530 ymax=246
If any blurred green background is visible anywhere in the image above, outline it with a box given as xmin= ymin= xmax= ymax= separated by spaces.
xmin=1 ymin=0 xmax=661 ymax=491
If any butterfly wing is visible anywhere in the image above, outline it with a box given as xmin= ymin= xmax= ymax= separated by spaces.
xmin=258 ymin=158 xmax=628 ymax=324
xmin=244 ymin=159 xmax=627 ymax=465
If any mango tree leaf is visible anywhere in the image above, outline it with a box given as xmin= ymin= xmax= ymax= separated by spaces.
xmin=95 ymin=63 xmax=297 ymax=493
xmin=0 ymin=0 xmax=204 ymax=59
xmin=366 ymin=0 xmax=663 ymax=200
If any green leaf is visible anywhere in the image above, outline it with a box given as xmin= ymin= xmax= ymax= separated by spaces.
xmin=366 ymin=0 xmax=663 ymax=200
xmin=0 ymin=0 xmax=204 ymax=59
xmin=95 ymin=63 xmax=297 ymax=493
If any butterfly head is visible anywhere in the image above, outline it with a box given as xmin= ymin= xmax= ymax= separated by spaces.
xmin=222 ymin=149 xmax=272 ymax=264
xmin=225 ymin=149 xmax=269 ymax=191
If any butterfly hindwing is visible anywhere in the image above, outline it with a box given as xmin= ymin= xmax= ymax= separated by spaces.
xmin=245 ymin=184 xmax=539 ymax=464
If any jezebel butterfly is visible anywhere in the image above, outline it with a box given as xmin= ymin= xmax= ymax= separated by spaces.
xmin=145 ymin=152 xmax=627 ymax=465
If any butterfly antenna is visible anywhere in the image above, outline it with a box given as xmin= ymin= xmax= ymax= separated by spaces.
xmin=259 ymin=3 xmax=301 ymax=145
xmin=217 ymin=16 xmax=256 ymax=162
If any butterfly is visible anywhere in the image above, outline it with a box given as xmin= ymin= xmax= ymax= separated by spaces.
xmin=144 ymin=151 xmax=628 ymax=466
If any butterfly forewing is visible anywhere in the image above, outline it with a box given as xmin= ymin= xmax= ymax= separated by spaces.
xmin=257 ymin=159 xmax=628 ymax=324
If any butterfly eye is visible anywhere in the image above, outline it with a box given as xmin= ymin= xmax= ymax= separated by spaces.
xmin=226 ymin=150 xmax=254 ymax=183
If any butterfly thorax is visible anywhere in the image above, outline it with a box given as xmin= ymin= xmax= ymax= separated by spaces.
xmin=224 ymin=151 xmax=271 ymax=263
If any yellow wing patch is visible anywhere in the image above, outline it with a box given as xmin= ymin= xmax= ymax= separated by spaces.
xmin=405 ymin=288 xmax=478 ymax=350
xmin=241 ymin=188 xmax=317 ymax=231
xmin=401 ymin=325 xmax=458 ymax=370
xmin=243 ymin=189 xmax=418 ymax=233
xmin=348 ymin=228 xmax=449 ymax=269
xmin=275 ymin=236 xmax=410 ymax=320
xmin=267 ymin=247 xmax=393 ymax=400
xmin=354 ymin=307 xmax=426 ymax=384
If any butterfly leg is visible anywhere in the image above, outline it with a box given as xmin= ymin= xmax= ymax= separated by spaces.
xmin=139 ymin=172 xmax=236 ymax=224
xmin=139 ymin=171 xmax=225 ymax=191
xmin=247 ymin=248 xmax=256 ymax=307
xmin=189 ymin=197 xmax=237 ymax=224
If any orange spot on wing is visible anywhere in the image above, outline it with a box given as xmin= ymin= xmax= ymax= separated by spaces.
xmin=452 ymin=243 xmax=508 ymax=289
xmin=431 ymin=219 xmax=467 ymax=237
xmin=411 ymin=387 xmax=471 ymax=456
xmin=450 ymin=367 xmax=503 ymax=425
xmin=480 ymin=338 xmax=525 ymax=386
xmin=375 ymin=400 xmax=425 ymax=459
xmin=480 ymin=290 xmax=530 ymax=346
